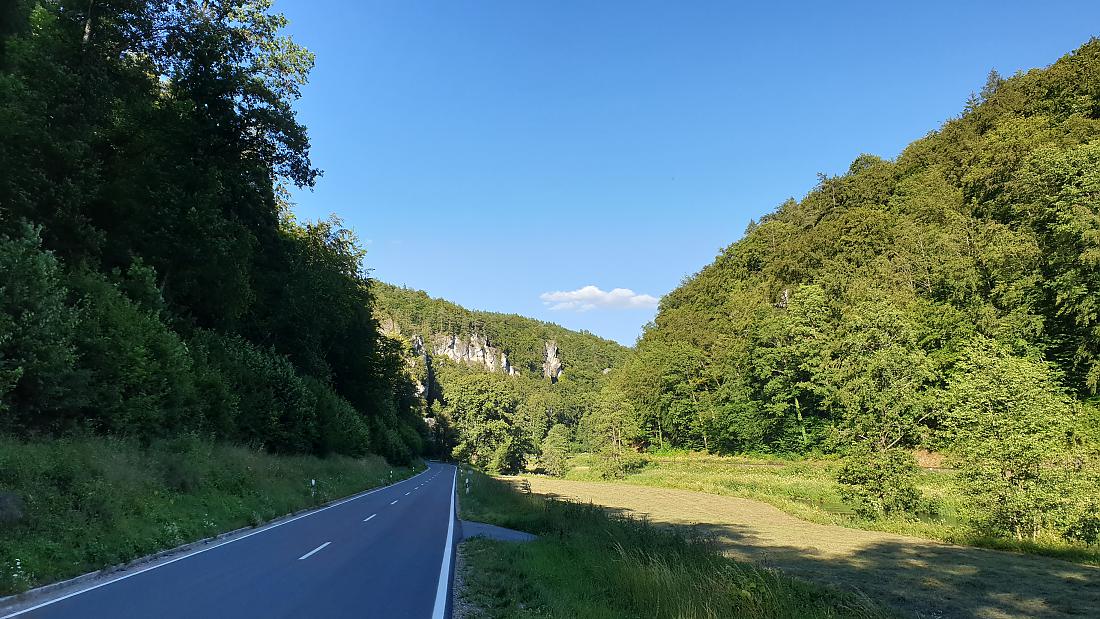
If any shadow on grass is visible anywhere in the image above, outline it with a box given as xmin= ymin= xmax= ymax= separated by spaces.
xmin=526 ymin=483 xmax=1100 ymax=619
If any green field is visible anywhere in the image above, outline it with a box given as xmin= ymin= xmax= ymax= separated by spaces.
xmin=562 ymin=451 xmax=1100 ymax=565
xmin=454 ymin=466 xmax=896 ymax=619
xmin=0 ymin=436 xmax=421 ymax=595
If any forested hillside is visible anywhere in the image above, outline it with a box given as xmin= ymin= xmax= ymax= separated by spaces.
xmin=375 ymin=282 xmax=626 ymax=383
xmin=0 ymin=0 xmax=426 ymax=463
xmin=599 ymin=41 xmax=1100 ymax=543
xmin=373 ymin=283 xmax=628 ymax=471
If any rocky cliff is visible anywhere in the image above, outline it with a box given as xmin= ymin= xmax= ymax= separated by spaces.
xmin=383 ymin=318 xmax=569 ymax=386
xmin=382 ymin=320 xmax=542 ymax=375
xmin=372 ymin=282 xmax=628 ymax=392
xmin=430 ymin=332 xmax=519 ymax=376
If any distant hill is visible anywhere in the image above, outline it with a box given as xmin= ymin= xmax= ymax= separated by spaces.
xmin=372 ymin=282 xmax=631 ymax=466
xmin=373 ymin=282 xmax=628 ymax=388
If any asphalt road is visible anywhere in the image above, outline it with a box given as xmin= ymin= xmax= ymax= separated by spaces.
xmin=3 ymin=462 xmax=458 ymax=619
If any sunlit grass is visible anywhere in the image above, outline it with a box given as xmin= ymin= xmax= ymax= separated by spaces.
xmin=562 ymin=451 xmax=1100 ymax=565
xmin=456 ymin=466 xmax=896 ymax=619
xmin=0 ymin=435 xmax=421 ymax=594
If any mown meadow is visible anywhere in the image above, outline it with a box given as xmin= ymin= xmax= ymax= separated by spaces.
xmin=455 ymin=466 xmax=896 ymax=619
xmin=562 ymin=451 xmax=1100 ymax=566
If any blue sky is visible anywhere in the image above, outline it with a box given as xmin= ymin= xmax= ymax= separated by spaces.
xmin=278 ymin=0 xmax=1100 ymax=346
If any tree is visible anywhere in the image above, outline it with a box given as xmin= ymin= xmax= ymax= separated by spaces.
xmin=751 ymin=285 xmax=834 ymax=450
xmin=66 ymin=266 xmax=200 ymax=440
xmin=945 ymin=339 xmax=1077 ymax=540
xmin=1009 ymin=143 xmax=1100 ymax=392
xmin=539 ymin=424 xmax=571 ymax=477
xmin=445 ymin=374 xmax=527 ymax=473
xmin=584 ymin=386 xmax=643 ymax=478
xmin=0 ymin=0 xmax=430 ymax=463
xmin=825 ymin=297 xmax=936 ymax=451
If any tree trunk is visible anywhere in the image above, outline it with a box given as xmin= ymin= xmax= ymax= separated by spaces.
xmin=82 ymin=0 xmax=94 ymax=48
xmin=795 ymin=396 xmax=808 ymax=445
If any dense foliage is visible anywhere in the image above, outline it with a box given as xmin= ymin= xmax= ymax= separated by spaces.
xmin=373 ymin=283 xmax=629 ymax=470
xmin=0 ymin=1 xmax=426 ymax=462
xmin=598 ymin=42 xmax=1100 ymax=541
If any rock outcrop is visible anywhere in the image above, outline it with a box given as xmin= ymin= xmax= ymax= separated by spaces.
xmin=543 ymin=340 xmax=563 ymax=383
xmin=431 ymin=333 xmax=518 ymax=376
xmin=379 ymin=314 xmax=564 ymax=381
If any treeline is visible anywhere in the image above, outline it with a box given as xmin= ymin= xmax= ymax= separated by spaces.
xmin=593 ymin=41 xmax=1100 ymax=542
xmin=372 ymin=283 xmax=629 ymax=469
xmin=0 ymin=1 xmax=425 ymax=463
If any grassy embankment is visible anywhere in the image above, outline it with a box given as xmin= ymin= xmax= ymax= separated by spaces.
xmin=564 ymin=451 xmax=1100 ymax=565
xmin=0 ymin=435 xmax=422 ymax=595
xmin=455 ymin=466 xmax=895 ymax=619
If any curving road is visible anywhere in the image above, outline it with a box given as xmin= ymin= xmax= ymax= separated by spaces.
xmin=2 ymin=462 xmax=458 ymax=619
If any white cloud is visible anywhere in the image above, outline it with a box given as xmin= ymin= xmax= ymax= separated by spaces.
xmin=539 ymin=285 xmax=659 ymax=312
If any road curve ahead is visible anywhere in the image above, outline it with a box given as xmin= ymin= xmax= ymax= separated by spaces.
xmin=3 ymin=462 xmax=458 ymax=619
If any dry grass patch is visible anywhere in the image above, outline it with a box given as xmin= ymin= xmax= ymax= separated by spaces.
xmin=521 ymin=475 xmax=1100 ymax=619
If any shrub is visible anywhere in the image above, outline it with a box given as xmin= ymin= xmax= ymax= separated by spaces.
xmin=371 ymin=417 xmax=414 ymax=466
xmin=67 ymin=267 xmax=199 ymax=440
xmin=190 ymin=330 xmax=318 ymax=454
xmin=836 ymin=446 xmax=923 ymax=519
xmin=305 ymin=377 xmax=371 ymax=457
xmin=1064 ymin=506 xmax=1100 ymax=546
xmin=0 ymin=223 xmax=80 ymax=431
xmin=488 ymin=434 xmax=525 ymax=474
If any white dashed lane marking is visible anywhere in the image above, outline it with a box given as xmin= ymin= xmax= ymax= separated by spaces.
xmin=297 ymin=542 xmax=331 ymax=561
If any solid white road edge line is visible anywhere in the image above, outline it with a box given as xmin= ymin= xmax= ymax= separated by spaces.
xmin=431 ymin=466 xmax=457 ymax=619
xmin=363 ymin=514 xmax=376 ymax=522
xmin=0 ymin=465 xmax=434 ymax=619
xmin=297 ymin=542 xmax=332 ymax=561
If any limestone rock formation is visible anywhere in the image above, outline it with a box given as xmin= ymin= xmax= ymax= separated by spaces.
xmin=430 ymin=332 xmax=516 ymax=375
xmin=543 ymin=340 xmax=563 ymax=382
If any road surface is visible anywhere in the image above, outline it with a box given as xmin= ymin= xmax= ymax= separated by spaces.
xmin=2 ymin=462 xmax=458 ymax=619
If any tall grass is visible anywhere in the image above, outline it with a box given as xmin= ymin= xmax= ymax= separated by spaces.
xmin=456 ymin=468 xmax=894 ymax=619
xmin=0 ymin=435 xmax=420 ymax=594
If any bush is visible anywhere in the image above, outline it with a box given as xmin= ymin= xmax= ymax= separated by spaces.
xmin=836 ymin=446 xmax=923 ymax=519
xmin=67 ymin=267 xmax=199 ymax=440
xmin=0 ymin=223 xmax=80 ymax=430
xmin=306 ymin=377 xmax=371 ymax=457
xmin=594 ymin=448 xmax=645 ymax=479
xmin=190 ymin=330 xmax=318 ymax=454
xmin=371 ymin=417 xmax=414 ymax=466
xmin=488 ymin=435 xmax=525 ymax=474
xmin=1064 ymin=506 xmax=1100 ymax=546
